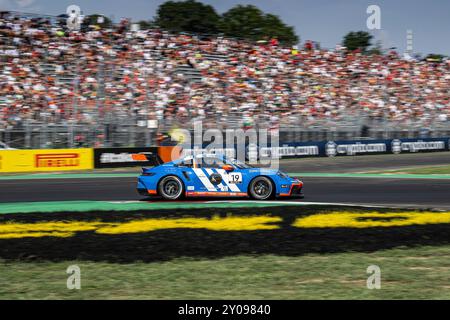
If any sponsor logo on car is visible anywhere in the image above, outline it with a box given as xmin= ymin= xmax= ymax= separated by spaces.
xmin=209 ymin=173 xmax=223 ymax=184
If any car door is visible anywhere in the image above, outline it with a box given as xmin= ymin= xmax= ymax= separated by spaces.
xmin=175 ymin=157 xmax=211 ymax=194
xmin=201 ymin=156 xmax=244 ymax=194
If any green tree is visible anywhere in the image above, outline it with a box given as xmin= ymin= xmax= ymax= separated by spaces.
xmin=154 ymin=0 xmax=221 ymax=34
xmin=343 ymin=31 xmax=373 ymax=52
xmin=368 ymin=40 xmax=383 ymax=55
xmin=221 ymin=5 xmax=298 ymax=45
xmin=137 ymin=20 xmax=155 ymax=30
xmin=82 ymin=14 xmax=112 ymax=29
xmin=425 ymin=54 xmax=446 ymax=62
xmin=261 ymin=14 xmax=298 ymax=45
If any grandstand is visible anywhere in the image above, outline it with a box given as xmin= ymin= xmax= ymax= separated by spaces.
xmin=0 ymin=10 xmax=449 ymax=149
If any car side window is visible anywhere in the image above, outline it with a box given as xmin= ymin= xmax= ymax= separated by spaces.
xmin=179 ymin=159 xmax=193 ymax=168
xmin=201 ymin=157 xmax=224 ymax=169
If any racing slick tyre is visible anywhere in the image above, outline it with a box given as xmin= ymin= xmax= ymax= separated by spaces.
xmin=158 ymin=176 xmax=184 ymax=200
xmin=249 ymin=176 xmax=273 ymax=200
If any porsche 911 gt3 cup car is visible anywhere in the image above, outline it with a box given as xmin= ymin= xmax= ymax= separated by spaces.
xmin=135 ymin=153 xmax=303 ymax=200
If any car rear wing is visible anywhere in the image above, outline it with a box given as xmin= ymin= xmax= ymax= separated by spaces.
xmin=131 ymin=152 xmax=164 ymax=166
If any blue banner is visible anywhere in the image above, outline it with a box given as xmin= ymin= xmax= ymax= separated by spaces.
xmin=176 ymin=137 xmax=449 ymax=160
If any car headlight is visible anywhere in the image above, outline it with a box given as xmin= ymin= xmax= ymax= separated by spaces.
xmin=277 ymin=171 xmax=289 ymax=179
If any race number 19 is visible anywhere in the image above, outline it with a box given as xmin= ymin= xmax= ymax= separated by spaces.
xmin=228 ymin=173 xmax=242 ymax=184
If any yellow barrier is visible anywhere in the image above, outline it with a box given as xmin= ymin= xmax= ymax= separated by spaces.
xmin=0 ymin=149 xmax=93 ymax=173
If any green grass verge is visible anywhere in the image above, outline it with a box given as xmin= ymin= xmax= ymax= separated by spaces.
xmin=1 ymin=245 xmax=450 ymax=299
xmin=374 ymin=165 xmax=450 ymax=175
xmin=0 ymin=200 xmax=294 ymax=215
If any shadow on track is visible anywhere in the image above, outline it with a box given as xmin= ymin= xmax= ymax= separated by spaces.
xmin=138 ymin=196 xmax=304 ymax=203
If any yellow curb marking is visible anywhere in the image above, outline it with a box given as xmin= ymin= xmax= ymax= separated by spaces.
xmin=0 ymin=215 xmax=281 ymax=239
xmin=293 ymin=211 xmax=450 ymax=228
xmin=1 ymin=211 xmax=450 ymax=239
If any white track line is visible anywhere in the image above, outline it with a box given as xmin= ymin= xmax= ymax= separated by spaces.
xmin=107 ymin=200 xmax=447 ymax=210
xmin=205 ymin=200 xmax=387 ymax=208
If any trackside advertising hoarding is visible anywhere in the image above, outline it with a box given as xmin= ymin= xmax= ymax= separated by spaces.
xmin=0 ymin=138 xmax=447 ymax=173
xmin=0 ymin=149 xmax=93 ymax=173
xmin=94 ymin=147 xmax=159 ymax=168
xmin=259 ymin=137 xmax=450 ymax=159
xmin=176 ymin=137 xmax=449 ymax=160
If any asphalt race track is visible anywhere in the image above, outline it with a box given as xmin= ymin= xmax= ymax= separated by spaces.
xmin=280 ymin=151 xmax=450 ymax=173
xmin=1 ymin=176 xmax=450 ymax=208
xmin=1 ymin=152 xmax=450 ymax=209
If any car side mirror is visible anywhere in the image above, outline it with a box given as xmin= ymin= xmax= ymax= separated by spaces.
xmin=222 ymin=165 xmax=234 ymax=172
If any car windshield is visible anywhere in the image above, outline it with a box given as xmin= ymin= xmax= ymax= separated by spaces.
xmin=228 ymin=158 xmax=253 ymax=169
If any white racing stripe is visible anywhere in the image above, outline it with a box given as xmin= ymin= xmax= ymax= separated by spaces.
xmin=216 ymin=168 xmax=241 ymax=192
xmin=204 ymin=169 xmax=227 ymax=191
xmin=192 ymin=168 xmax=217 ymax=191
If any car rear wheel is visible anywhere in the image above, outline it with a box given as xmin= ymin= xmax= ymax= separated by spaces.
xmin=249 ymin=176 xmax=273 ymax=200
xmin=158 ymin=176 xmax=184 ymax=200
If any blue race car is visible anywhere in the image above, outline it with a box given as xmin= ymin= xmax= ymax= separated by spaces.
xmin=135 ymin=153 xmax=303 ymax=200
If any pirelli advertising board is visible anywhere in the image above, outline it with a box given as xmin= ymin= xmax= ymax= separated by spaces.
xmin=0 ymin=149 xmax=93 ymax=173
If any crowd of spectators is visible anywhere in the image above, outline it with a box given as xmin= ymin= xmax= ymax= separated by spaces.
xmin=1 ymin=12 xmax=449 ymax=134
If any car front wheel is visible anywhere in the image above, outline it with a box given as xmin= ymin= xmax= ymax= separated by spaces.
xmin=249 ymin=176 xmax=273 ymax=200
